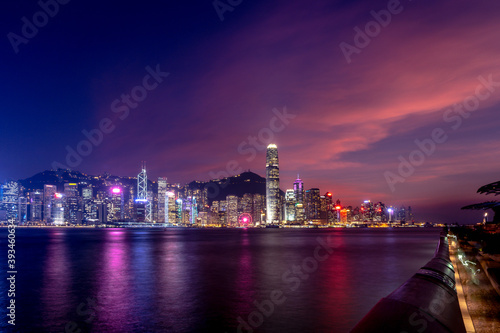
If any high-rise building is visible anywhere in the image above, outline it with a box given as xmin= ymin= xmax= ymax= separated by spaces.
xmin=266 ymin=144 xmax=280 ymax=224
xmin=82 ymin=185 xmax=98 ymax=224
xmin=29 ymin=191 xmax=43 ymax=222
xmin=293 ymin=176 xmax=304 ymax=204
xmin=293 ymin=176 xmax=305 ymax=223
xmin=285 ymin=189 xmax=296 ymax=222
xmin=227 ymin=195 xmax=239 ymax=226
xmin=252 ymin=193 xmax=265 ymax=225
xmin=109 ymin=187 xmax=124 ymax=221
xmin=18 ymin=196 xmax=27 ymax=225
xmin=1 ymin=181 xmax=20 ymax=223
xmin=52 ymin=192 xmax=65 ymax=225
xmin=361 ymin=200 xmax=373 ymax=221
xmin=64 ymin=183 xmax=81 ymax=224
xmin=320 ymin=192 xmax=333 ymax=224
xmin=43 ymin=184 xmax=57 ymax=223
xmin=241 ymin=193 xmax=253 ymax=215
xmin=165 ymin=192 xmax=176 ymax=225
xmin=135 ymin=162 xmax=150 ymax=222
xmin=305 ymin=188 xmax=321 ymax=221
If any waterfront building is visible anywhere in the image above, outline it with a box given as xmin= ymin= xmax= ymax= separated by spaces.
xmin=1 ymin=181 xmax=20 ymax=223
xmin=227 ymin=195 xmax=239 ymax=226
xmin=64 ymin=183 xmax=81 ymax=224
xmin=109 ymin=187 xmax=124 ymax=221
xmin=293 ymin=176 xmax=305 ymax=222
xmin=18 ymin=196 xmax=27 ymax=225
xmin=305 ymin=188 xmax=321 ymax=221
xmin=266 ymin=144 xmax=280 ymax=224
xmin=52 ymin=193 xmax=65 ymax=225
xmin=29 ymin=190 xmax=43 ymax=222
xmin=165 ymin=192 xmax=176 ymax=224
xmin=43 ymin=184 xmax=57 ymax=223
xmin=321 ymin=192 xmax=333 ymax=224
xmin=241 ymin=193 xmax=253 ymax=216
xmin=285 ymin=189 xmax=296 ymax=222
xmin=252 ymin=193 xmax=265 ymax=225
xmin=135 ymin=162 xmax=150 ymax=222
xmin=211 ymin=200 xmax=219 ymax=213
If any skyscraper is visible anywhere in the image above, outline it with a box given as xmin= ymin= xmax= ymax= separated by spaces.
xmin=227 ymin=195 xmax=239 ymax=226
xmin=266 ymin=144 xmax=280 ymax=224
xmin=293 ymin=175 xmax=305 ymax=223
xmin=29 ymin=190 xmax=43 ymax=222
xmin=64 ymin=183 xmax=81 ymax=224
xmin=293 ymin=175 xmax=304 ymax=204
xmin=43 ymin=184 xmax=57 ymax=223
xmin=1 ymin=181 xmax=20 ymax=223
xmin=285 ymin=189 xmax=296 ymax=222
xmin=305 ymin=188 xmax=321 ymax=221
xmin=135 ymin=162 xmax=150 ymax=222
xmin=157 ymin=177 xmax=167 ymax=223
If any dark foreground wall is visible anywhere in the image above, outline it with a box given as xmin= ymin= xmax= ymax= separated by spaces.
xmin=351 ymin=231 xmax=466 ymax=333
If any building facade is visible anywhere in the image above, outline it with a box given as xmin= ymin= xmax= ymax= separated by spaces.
xmin=266 ymin=144 xmax=280 ymax=224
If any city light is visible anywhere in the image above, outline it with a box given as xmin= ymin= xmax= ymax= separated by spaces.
xmin=111 ymin=187 xmax=121 ymax=194
xmin=54 ymin=193 xmax=63 ymax=199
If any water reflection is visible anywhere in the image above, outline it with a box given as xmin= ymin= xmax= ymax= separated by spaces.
xmin=96 ymin=229 xmax=133 ymax=332
xmin=40 ymin=229 xmax=72 ymax=329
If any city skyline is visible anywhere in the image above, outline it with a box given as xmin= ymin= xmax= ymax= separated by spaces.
xmin=2 ymin=0 xmax=500 ymax=224
xmin=0 ymin=139 xmax=491 ymax=225
xmin=0 ymin=148 xmax=416 ymax=226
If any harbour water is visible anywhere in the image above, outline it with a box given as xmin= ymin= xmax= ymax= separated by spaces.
xmin=0 ymin=227 xmax=441 ymax=332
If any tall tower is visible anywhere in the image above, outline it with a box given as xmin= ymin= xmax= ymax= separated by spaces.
xmin=293 ymin=175 xmax=305 ymax=223
xmin=43 ymin=184 xmax=57 ymax=223
xmin=137 ymin=162 xmax=147 ymax=201
xmin=157 ymin=177 xmax=167 ymax=224
xmin=293 ymin=175 xmax=304 ymax=204
xmin=136 ymin=162 xmax=151 ymax=222
xmin=64 ymin=183 xmax=81 ymax=224
xmin=266 ymin=144 xmax=280 ymax=224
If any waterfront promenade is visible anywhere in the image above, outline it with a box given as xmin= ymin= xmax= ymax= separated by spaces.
xmin=450 ymin=236 xmax=500 ymax=332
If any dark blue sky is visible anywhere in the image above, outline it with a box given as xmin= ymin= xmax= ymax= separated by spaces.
xmin=2 ymin=0 xmax=500 ymax=223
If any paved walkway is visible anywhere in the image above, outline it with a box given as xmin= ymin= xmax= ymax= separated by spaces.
xmin=449 ymin=239 xmax=500 ymax=333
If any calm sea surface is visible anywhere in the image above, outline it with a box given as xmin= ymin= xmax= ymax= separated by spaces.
xmin=0 ymin=227 xmax=442 ymax=333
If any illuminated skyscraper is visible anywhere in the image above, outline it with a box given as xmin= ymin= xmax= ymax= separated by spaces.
xmin=136 ymin=162 xmax=151 ymax=222
xmin=43 ymin=184 xmax=57 ymax=223
xmin=252 ymin=193 xmax=265 ymax=225
xmin=29 ymin=191 xmax=43 ymax=222
xmin=109 ymin=187 xmax=124 ymax=221
xmin=285 ymin=189 xmax=296 ymax=222
xmin=64 ymin=183 xmax=81 ymax=224
xmin=305 ymin=188 xmax=321 ymax=221
xmin=227 ymin=195 xmax=239 ymax=226
xmin=293 ymin=176 xmax=305 ymax=222
xmin=158 ymin=177 xmax=167 ymax=224
xmin=1 ymin=181 xmax=20 ymax=222
xmin=52 ymin=193 xmax=65 ymax=225
xmin=293 ymin=176 xmax=304 ymax=204
xmin=266 ymin=144 xmax=280 ymax=224
xmin=165 ymin=191 xmax=176 ymax=225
